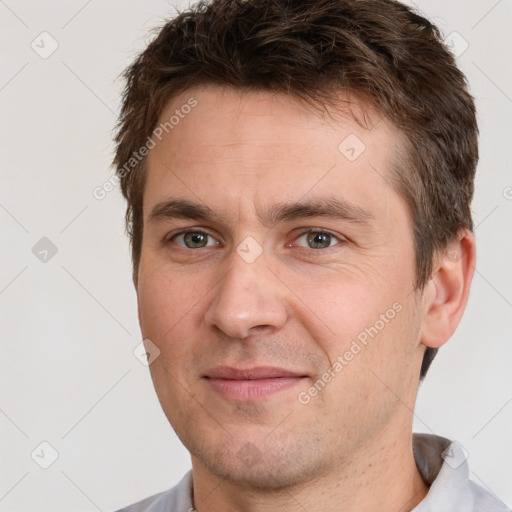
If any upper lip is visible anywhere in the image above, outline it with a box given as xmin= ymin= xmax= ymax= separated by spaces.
xmin=204 ymin=366 xmax=306 ymax=380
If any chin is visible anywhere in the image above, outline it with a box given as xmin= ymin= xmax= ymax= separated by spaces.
xmin=190 ymin=430 xmax=329 ymax=490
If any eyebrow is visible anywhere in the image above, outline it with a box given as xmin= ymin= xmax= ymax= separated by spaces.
xmin=148 ymin=197 xmax=375 ymax=228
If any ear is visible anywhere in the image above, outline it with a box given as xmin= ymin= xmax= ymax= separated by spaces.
xmin=420 ymin=229 xmax=476 ymax=349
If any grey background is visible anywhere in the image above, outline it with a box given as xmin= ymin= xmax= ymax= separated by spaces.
xmin=1 ymin=1 xmax=511 ymax=510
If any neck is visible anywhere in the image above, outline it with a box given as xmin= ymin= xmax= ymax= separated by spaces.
xmin=191 ymin=422 xmax=429 ymax=512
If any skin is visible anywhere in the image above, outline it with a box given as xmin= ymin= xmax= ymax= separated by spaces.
xmin=136 ymin=84 xmax=476 ymax=512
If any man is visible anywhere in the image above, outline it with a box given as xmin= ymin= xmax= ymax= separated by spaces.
xmin=112 ymin=0 xmax=509 ymax=510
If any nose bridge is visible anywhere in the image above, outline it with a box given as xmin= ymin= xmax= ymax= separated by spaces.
xmin=204 ymin=244 xmax=287 ymax=339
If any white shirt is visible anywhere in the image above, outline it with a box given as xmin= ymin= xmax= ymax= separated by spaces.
xmin=115 ymin=433 xmax=510 ymax=511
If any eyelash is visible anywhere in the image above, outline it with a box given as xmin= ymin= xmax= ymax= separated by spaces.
xmin=166 ymin=228 xmax=346 ymax=250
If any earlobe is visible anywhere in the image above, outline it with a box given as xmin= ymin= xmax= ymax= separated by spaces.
xmin=420 ymin=229 xmax=476 ymax=349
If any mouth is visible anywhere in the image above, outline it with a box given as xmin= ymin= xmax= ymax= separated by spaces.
xmin=203 ymin=366 xmax=308 ymax=400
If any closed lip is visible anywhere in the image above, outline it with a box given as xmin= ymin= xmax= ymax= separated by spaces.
xmin=204 ymin=366 xmax=307 ymax=380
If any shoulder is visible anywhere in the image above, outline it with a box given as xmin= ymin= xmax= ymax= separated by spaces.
xmin=413 ymin=434 xmax=510 ymax=511
xmin=113 ymin=471 xmax=194 ymax=512
xmin=466 ymin=480 xmax=511 ymax=512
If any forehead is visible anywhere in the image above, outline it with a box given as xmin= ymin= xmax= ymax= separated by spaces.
xmin=152 ymin=85 xmax=391 ymax=150
xmin=142 ymin=84 xmax=407 ymax=226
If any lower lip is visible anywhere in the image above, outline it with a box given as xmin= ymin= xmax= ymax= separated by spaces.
xmin=206 ymin=377 xmax=304 ymax=400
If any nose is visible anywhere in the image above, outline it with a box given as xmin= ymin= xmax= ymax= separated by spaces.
xmin=204 ymin=249 xmax=288 ymax=340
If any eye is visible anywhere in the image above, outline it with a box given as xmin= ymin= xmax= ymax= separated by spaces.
xmin=170 ymin=230 xmax=219 ymax=249
xmin=293 ymin=229 xmax=345 ymax=250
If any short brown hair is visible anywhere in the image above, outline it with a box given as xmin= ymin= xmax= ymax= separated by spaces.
xmin=113 ymin=0 xmax=478 ymax=379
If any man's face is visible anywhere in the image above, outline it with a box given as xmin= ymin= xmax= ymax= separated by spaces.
xmin=137 ymin=85 xmax=427 ymax=487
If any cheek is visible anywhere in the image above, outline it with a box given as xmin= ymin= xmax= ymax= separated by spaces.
xmin=302 ymin=269 xmax=402 ymax=355
xmin=301 ymin=271 xmax=419 ymax=414
xmin=308 ymin=300 xmax=419 ymax=422
xmin=137 ymin=266 xmax=207 ymax=408
xmin=137 ymin=259 xmax=221 ymax=384
xmin=137 ymin=257 xmax=204 ymax=336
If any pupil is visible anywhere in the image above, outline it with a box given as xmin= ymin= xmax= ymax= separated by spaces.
xmin=185 ymin=232 xmax=206 ymax=247
xmin=308 ymin=232 xmax=331 ymax=249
